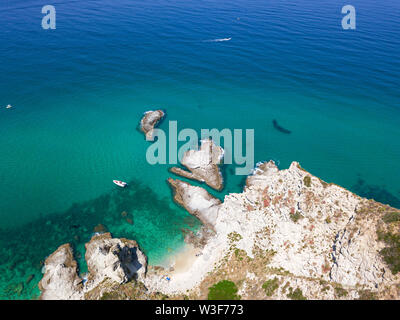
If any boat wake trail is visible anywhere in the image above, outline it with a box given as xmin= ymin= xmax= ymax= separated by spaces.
xmin=203 ymin=38 xmax=232 ymax=42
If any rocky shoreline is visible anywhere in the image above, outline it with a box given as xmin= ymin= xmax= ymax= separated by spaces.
xmin=37 ymin=111 xmax=400 ymax=300
xmin=146 ymin=160 xmax=400 ymax=299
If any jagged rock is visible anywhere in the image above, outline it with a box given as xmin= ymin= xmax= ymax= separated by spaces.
xmin=140 ymin=110 xmax=165 ymax=140
xmin=39 ymin=234 xmax=147 ymax=300
xmin=167 ymin=178 xmax=221 ymax=229
xmin=170 ymin=139 xmax=224 ymax=190
xmin=85 ymin=233 xmax=147 ymax=286
xmin=38 ymin=244 xmax=83 ymax=300
xmin=26 ymin=274 xmax=35 ymax=284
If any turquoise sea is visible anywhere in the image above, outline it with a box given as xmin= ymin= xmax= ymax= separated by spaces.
xmin=0 ymin=0 xmax=399 ymax=299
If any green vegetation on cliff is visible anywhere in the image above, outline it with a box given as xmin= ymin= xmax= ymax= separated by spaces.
xmin=303 ymin=176 xmax=311 ymax=187
xmin=207 ymin=280 xmax=240 ymax=300
xmin=378 ymin=231 xmax=400 ymax=275
xmin=287 ymin=287 xmax=307 ymax=300
xmin=262 ymin=277 xmax=279 ymax=297
xmin=290 ymin=212 xmax=303 ymax=223
xmin=382 ymin=212 xmax=400 ymax=224
xmin=377 ymin=206 xmax=400 ymax=275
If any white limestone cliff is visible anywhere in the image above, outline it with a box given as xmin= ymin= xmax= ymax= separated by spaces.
xmin=151 ymin=160 xmax=400 ymax=299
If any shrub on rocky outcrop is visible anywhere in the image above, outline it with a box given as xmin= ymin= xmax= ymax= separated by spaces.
xmin=286 ymin=287 xmax=307 ymax=300
xmin=207 ymin=280 xmax=240 ymax=300
xmin=262 ymin=278 xmax=279 ymax=297
xmin=290 ymin=211 xmax=303 ymax=223
xmin=382 ymin=212 xmax=400 ymax=224
xmin=303 ymin=176 xmax=311 ymax=187
xmin=357 ymin=289 xmax=377 ymax=300
xmin=334 ymin=285 xmax=348 ymax=298
xmin=378 ymin=231 xmax=400 ymax=275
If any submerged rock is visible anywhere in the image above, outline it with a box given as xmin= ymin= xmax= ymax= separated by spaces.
xmin=5 ymin=282 xmax=24 ymax=297
xmin=93 ymin=224 xmax=107 ymax=234
xmin=140 ymin=110 xmax=165 ymax=140
xmin=26 ymin=274 xmax=35 ymax=284
xmin=170 ymin=139 xmax=224 ymax=190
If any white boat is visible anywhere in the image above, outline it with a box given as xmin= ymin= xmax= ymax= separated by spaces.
xmin=6 ymin=104 xmax=12 ymax=109
xmin=113 ymin=180 xmax=127 ymax=188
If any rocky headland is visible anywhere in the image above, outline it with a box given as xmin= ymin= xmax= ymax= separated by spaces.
xmin=144 ymin=160 xmax=400 ymax=299
xmin=140 ymin=110 xmax=165 ymax=140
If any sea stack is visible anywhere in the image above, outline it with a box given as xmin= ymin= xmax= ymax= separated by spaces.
xmin=140 ymin=110 xmax=165 ymax=140
xmin=170 ymin=139 xmax=224 ymax=190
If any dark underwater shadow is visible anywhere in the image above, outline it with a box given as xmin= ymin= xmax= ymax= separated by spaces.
xmin=237 ymin=175 xmax=248 ymax=191
xmin=351 ymin=177 xmax=400 ymax=209
xmin=272 ymin=119 xmax=291 ymax=134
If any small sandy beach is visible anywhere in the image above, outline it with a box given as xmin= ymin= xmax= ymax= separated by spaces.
xmin=145 ymin=234 xmax=228 ymax=295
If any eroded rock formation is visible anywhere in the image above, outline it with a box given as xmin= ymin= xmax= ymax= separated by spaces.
xmin=38 ymin=244 xmax=82 ymax=300
xmin=140 ymin=110 xmax=165 ymax=140
xmin=170 ymin=139 xmax=224 ymax=190
xmin=39 ymin=233 xmax=147 ymax=300
xmin=168 ymin=178 xmax=221 ymax=229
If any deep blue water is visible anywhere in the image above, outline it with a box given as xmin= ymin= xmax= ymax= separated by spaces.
xmin=0 ymin=0 xmax=399 ymax=299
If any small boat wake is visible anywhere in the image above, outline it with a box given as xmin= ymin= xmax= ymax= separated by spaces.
xmin=203 ymin=37 xmax=232 ymax=42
